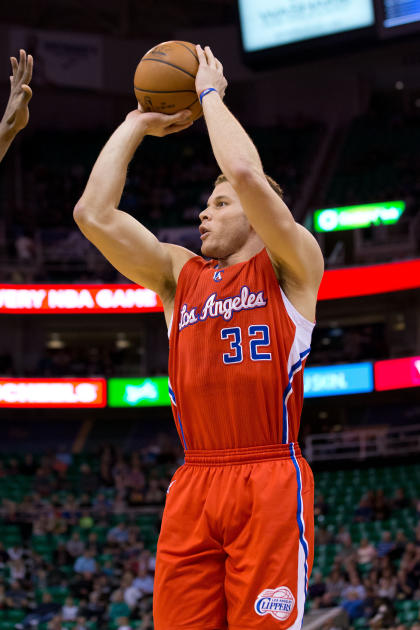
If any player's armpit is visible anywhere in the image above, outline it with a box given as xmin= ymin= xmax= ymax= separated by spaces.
xmin=73 ymin=205 xmax=195 ymax=299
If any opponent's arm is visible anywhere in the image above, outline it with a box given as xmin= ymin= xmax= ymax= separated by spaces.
xmin=73 ymin=108 xmax=194 ymax=299
xmin=195 ymin=45 xmax=323 ymax=291
xmin=0 ymin=50 xmax=33 ymax=162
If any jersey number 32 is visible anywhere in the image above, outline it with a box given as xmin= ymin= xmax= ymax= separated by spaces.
xmin=220 ymin=325 xmax=272 ymax=364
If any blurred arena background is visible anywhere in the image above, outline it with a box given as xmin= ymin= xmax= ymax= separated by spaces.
xmin=0 ymin=1 xmax=419 ymax=629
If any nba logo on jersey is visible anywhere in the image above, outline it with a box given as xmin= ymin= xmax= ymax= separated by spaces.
xmin=213 ymin=269 xmax=224 ymax=282
xmin=254 ymin=586 xmax=295 ymax=621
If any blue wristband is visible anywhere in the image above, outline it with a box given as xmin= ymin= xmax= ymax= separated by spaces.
xmin=199 ymin=87 xmax=217 ymax=105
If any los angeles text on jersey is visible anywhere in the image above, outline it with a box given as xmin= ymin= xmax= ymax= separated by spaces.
xmin=178 ymin=285 xmax=268 ymax=331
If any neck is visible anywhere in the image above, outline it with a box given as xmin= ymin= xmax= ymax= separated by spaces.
xmin=216 ymin=235 xmax=264 ymax=269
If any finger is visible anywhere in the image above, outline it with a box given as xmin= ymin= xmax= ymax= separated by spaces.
xmin=195 ymin=44 xmax=207 ymax=65
xmin=23 ymin=54 xmax=33 ymax=85
xmin=215 ymin=59 xmax=223 ymax=73
xmin=10 ymin=57 xmax=18 ymax=78
xmin=21 ymin=85 xmax=33 ymax=103
xmin=204 ymin=46 xmax=217 ymax=68
xmin=16 ymin=49 xmax=26 ymax=81
xmin=166 ymin=109 xmax=192 ymax=123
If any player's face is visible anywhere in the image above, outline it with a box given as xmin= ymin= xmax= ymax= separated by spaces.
xmin=198 ymin=182 xmax=251 ymax=259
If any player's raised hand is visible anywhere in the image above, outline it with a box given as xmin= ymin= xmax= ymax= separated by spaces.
xmin=195 ymin=45 xmax=227 ymax=100
xmin=125 ymin=105 xmax=193 ymax=137
xmin=2 ymin=49 xmax=33 ymax=136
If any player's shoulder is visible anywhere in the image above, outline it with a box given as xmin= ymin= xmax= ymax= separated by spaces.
xmin=162 ymin=243 xmax=203 ymax=285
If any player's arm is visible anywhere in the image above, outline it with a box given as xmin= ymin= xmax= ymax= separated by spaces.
xmin=0 ymin=50 xmax=33 ymax=162
xmin=73 ymin=108 xmax=195 ymax=299
xmin=195 ymin=45 xmax=324 ymax=291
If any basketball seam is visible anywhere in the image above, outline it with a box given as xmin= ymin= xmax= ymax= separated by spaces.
xmin=140 ymin=58 xmax=196 ymax=80
xmin=174 ymin=42 xmax=199 ymax=62
xmin=134 ymin=87 xmax=196 ymax=94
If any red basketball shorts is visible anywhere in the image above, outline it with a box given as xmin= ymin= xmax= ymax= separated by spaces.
xmin=153 ymin=443 xmax=314 ymax=630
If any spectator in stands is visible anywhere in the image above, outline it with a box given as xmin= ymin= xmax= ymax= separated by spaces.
xmin=337 ymin=537 xmax=357 ymax=567
xmin=107 ymin=522 xmax=129 ymax=545
xmin=74 ymin=548 xmax=97 ymax=574
xmin=74 ymin=617 xmax=88 ymax=630
xmin=79 ymin=509 xmax=94 ymax=530
xmin=357 ymin=538 xmax=377 ymax=566
xmin=70 ymin=571 xmax=94 ymax=600
xmin=314 ymin=493 xmax=329 ymax=517
xmin=80 ymin=590 xmax=106 ymax=624
xmin=132 ymin=565 xmax=154 ymax=596
xmin=377 ymin=531 xmax=395 ymax=559
xmin=340 ymin=574 xmax=366 ymax=622
xmin=108 ymin=589 xmax=131 ymax=623
xmin=8 ymin=557 xmax=26 ymax=582
xmin=14 ymin=590 xmax=59 ymax=626
xmin=66 ymin=531 xmax=85 ymax=559
xmin=395 ymin=567 xmax=415 ymax=599
xmin=79 ymin=463 xmax=98 ymax=494
xmin=123 ymin=573 xmax=141 ymax=610
xmin=61 ymin=596 xmax=79 ymax=621
xmin=374 ymin=489 xmax=391 ymax=521
xmin=377 ymin=567 xmax=397 ymax=599
xmin=354 ymin=496 xmax=374 ymax=523
xmin=391 ymin=488 xmax=410 ymax=510
xmin=144 ymin=478 xmax=165 ymax=505
xmin=308 ymin=571 xmax=326 ymax=606
xmin=368 ymin=597 xmax=395 ymax=629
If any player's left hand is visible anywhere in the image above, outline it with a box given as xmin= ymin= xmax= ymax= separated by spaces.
xmin=195 ymin=45 xmax=227 ymax=101
xmin=1 ymin=50 xmax=33 ymax=136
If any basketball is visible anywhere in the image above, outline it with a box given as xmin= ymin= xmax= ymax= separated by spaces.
xmin=134 ymin=41 xmax=202 ymax=121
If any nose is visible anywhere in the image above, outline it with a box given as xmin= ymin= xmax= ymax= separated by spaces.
xmin=199 ymin=207 xmax=211 ymax=222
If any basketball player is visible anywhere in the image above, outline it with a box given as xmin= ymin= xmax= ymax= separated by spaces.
xmin=74 ymin=45 xmax=324 ymax=629
xmin=0 ymin=50 xmax=33 ymax=162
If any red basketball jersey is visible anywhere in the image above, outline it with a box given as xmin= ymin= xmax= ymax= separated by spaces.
xmin=168 ymin=248 xmax=314 ymax=450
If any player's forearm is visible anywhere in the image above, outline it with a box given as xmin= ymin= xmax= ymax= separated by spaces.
xmin=0 ymin=122 xmax=17 ymax=162
xmin=74 ymin=119 xmax=146 ymax=222
xmin=201 ymin=91 xmax=263 ymax=183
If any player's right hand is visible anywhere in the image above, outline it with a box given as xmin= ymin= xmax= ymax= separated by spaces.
xmin=125 ymin=106 xmax=193 ymax=137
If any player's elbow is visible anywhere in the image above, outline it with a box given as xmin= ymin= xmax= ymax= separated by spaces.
xmin=73 ymin=201 xmax=88 ymax=227
xmin=228 ymin=164 xmax=265 ymax=191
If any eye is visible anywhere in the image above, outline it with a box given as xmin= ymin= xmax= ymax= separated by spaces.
xmin=216 ymin=200 xmax=227 ymax=207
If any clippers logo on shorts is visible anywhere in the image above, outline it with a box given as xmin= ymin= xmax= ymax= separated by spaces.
xmin=254 ymin=586 xmax=295 ymax=621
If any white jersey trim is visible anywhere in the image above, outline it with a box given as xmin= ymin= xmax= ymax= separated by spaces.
xmin=280 ymin=287 xmax=315 ymax=338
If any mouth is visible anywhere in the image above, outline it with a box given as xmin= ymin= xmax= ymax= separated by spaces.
xmin=199 ymin=225 xmax=210 ymax=240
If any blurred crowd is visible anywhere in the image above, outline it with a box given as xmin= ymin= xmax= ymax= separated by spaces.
xmin=0 ymin=445 xmax=417 ymax=629
xmin=313 ymin=486 xmax=420 ymax=630
xmin=0 ymin=444 xmax=183 ymax=629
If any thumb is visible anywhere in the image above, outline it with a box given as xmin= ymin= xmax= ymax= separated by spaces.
xmin=21 ymin=85 xmax=33 ymax=102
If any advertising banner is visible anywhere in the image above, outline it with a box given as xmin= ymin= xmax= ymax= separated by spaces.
xmin=0 ymin=378 xmax=106 ymax=408
xmin=374 ymin=356 xmax=420 ymax=391
xmin=304 ymin=363 xmax=374 ymax=398
xmin=108 ymin=377 xmax=170 ymax=407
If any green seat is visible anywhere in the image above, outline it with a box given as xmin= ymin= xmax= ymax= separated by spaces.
xmin=7 ymin=610 xmax=25 ymax=621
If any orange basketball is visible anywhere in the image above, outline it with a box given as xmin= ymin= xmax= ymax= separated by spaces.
xmin=134 ymin=41 xmax=202 ymax=121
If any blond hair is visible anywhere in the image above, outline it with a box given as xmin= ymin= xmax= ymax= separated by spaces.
xmin=214 ymin=173 xmax=284 ymax=199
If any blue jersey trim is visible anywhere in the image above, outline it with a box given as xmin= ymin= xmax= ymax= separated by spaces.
xmin=289 ymin=443 xmax=309 ymax=597
xmin=178 ymin=413 xmax=188 ymax=450
xmin=282 ymin=348 xmax=310 ymax=443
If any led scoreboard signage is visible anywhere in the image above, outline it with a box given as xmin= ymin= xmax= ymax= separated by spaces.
xmin=314 ymin=201 xmax=405 ymax=233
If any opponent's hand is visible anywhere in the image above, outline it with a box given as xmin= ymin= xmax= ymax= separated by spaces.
xmin=195 ymin=45 xmax=227 ymax=100
xmin=1 ymin=50 xmax=33 ymax=136
xmin=125 ymin=105 xmax=193 ymax=137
